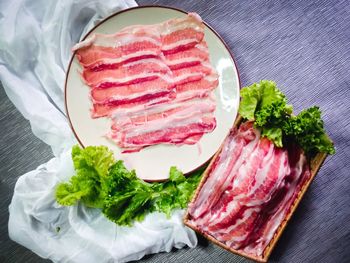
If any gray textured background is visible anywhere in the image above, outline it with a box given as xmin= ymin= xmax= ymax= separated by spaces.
xmin=1 ymin=0 xmax=349 ymax=262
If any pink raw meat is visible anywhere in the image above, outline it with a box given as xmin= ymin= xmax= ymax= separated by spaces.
xmin=189 ymin=122 xmax=260 ymax=220
xmin=109 ymin=115 xmax=216 ymax=153
xmin=73 ymin=13 xmax=219 ymax=152
xmin=82 ymin=58 xmax=170 ymax=88
xmin=189 ymin=123 xmax=312 ymax=257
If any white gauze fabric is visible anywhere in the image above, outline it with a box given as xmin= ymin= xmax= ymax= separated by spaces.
xmin=0 ymin=0 xmax=197 ymax=262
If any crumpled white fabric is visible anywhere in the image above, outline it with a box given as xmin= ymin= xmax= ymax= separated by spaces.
xmin=8 ymin=149 xmax=197 ymax=263
xmin=0 ymin=0 xmax=197 ymax=262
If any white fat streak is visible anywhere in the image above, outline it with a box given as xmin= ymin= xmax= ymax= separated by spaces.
xmin=211 ymin=207 xmax=260 ymax=247
xmin=206 ymin=144 xmax=274 ymax=229
xmin=232 ymin=142 xmax=275 ymax=200
xmin=118 ymin=24 xmax=159 ymax=35
xmin=115 ymin=113 xmax=214 ymax=148
xmin=94 ymin=89 xmax=167 ymax=104
xmin=93 ymin=72 xmax=168 ymax=87
xmin=85 ymin=50 xmax=160 ymax=67
xmin=174 ymin=74 xmax=219 ymax=98
xmin=248 ymin=154 xmax=305 ymax=257
xmin=73 ymin=13 xmax=203 ymax=51
xmin=75 ymin=14 xmax=202 ymax=51
xmin=74 ymin=34 xmax=160 ymax=50
xmin=232 ymin=146 xmax=261 ymax=188
xmin=243 ymin=145 xmax=275 ymax=202
xmin=205 ymin=199 xmax=239 ymax=228
xmin=197 ymin=128 xmax=261 ymax=221
xmin=205 ymin=73 xmax=219 ymax=82
xmin=247 ymin=150 xmax=289 ymax=206
xmin=226 ymin=208 xmax=259 ymax=235
xmin=162 ymin=38 xmax=199 ymax=51
xmin=172 ymin=72 xmax=205 ymax=83
xmin=113 ymin=97 xmax=215 ymax=126
xmin=195 ymin=43 xmax=208 ymax=52
xmin=188 ymin=12 xmax=203 ymax=23
xmin=122 ymin=109 xmax=214 ymax=138
xmin=220 ymin=128 xmax=261 ymax=191
xmin=96 ymin=35 xmax=161 ymax=48
xmin=161 ymin=22 xmax=203 ymax=35
xmin=90 ymin=58 xmax=171 ymax=86
xmin=192 ymin=135 xmax=238 ymax=215
xmin=106 ymin=95 xmax=171 ymax=117
xmin=113 ymin=99 xmax=212 ymax=128
xmin=96 ymin=70 xmax=210 ymax=87
xmin=174 ymin=90 xmax=210 ymax=102
xmin=72 ymin=35 xmax=96 ymax=51
xmin=165 ymin=56 xmax=204 ymax=66
xmin=123 ymin=57 xmax=168 ymax=68
xmin=192 ymin=126 xmax=257 ymax=218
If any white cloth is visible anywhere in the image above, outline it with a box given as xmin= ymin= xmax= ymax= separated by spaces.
xmin=0 ymin=0 xmax=197 ymax=262
xmin=8 ymin=149 xmax=197 ymax=263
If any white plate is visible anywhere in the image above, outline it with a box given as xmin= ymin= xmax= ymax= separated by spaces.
xmin=65 ymin=6 xmax=240 ymax=181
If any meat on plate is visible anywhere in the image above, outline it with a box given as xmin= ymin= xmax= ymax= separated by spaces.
xmin=73 ymin=13 xmax=218 ymax=152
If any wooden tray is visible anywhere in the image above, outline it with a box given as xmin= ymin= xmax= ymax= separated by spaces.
xmin=183 ymin=116 xmax=328 ymax=262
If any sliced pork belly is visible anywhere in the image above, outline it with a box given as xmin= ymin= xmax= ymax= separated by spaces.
xmin=82 ymin=58 xmax=171 ymax=89
xmin=171 ymin=63 xmax=213 ymax=84
xmin=109 ymin=115 xmax=216 ymax=153
xmin=91 ymin=77 xmax=174 ymax=104
xmin=242 ymin=146 xmax=310 ymax=256
xmin=160 ymin=13 xmax=204 ymax=54
xmin=174 ymin=74 xmax=218 ymax=102
xmin=111 ymin=97 xmax=216 ymax=132
xmin=74 ymin=36 xmax=161 ymax=71
xmin=188 ymin=122 xmax=312 ymax=257
xmin=73 ymin=13 xmax=219 ymax=152
xmin=189 ymin=122 xmax=259 ymax=219
xmin=164 ymin=42 xmax=209 ymax=70
xmin=92 ymin=91 xmax=175 ymax=118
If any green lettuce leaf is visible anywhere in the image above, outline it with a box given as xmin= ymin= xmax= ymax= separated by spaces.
xmin=102 ymin=161 xmax=154 ymax=226
xmin=55 ymin=145 xmax=115 ymax=208
xmin=56 ymin=146 xmax=203 ymax=226
xmin=285 ymin=106 xmax=335 ymax=155
xmin=239 ymin=82 xmax=261 ymax=120
xmin=102 ymin=163 xmax=202 ymax=225
xmin=238 ymin=80 xmax=334 ymax=155
xmin=239 ymin=80 xmax=292 ymax=146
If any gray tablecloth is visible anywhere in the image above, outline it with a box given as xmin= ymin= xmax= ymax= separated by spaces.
xmin=1 ymin=0 xmax=349 ymax=262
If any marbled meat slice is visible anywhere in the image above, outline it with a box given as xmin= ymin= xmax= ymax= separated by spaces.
xmin=160 ymin=13 xmax=204 ymax=54
xmin=109 ymin=115 xmax=216 ymax=153
xmin=188 ymin=122 xmax=312 ymax=257
xmin=111 ymin=97 xmax=216 ymax=132
xmin=73 ymin=30 xmax=161 ymax=71
xmin=73 ymin=13 xmax=218 ymax=152
xmin=82 ymin=58 xmax=170 ymax=89
xmin=189 ymin=122 xmax=259 ymax=219
xmin=164 ymin=42 xmax=209 ymax=70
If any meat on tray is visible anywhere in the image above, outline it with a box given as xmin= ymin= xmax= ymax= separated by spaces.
xmin=188 ymin=121 xmax=311 ymax=257
xmin=73 ymin=13 xmax=218 ymax=152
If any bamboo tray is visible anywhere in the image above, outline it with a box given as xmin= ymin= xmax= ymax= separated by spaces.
xmin=183 ymin=116 xmax=328 ymax=262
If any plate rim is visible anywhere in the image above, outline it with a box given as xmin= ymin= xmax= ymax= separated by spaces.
xmin=64 ymin=5 xmax=242 ymax=181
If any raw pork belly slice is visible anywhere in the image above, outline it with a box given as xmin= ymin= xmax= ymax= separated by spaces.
xmin=73 ymin=13 xmax=218 ymax=152
xmin=110 ymin=115 xmax=216 ymax=153
xmin=91 ymin=78 xmax=175 ymax=105
xmin=82 ymin=58 xmax=170 ymax=88
xmin=111 ymin=97 xmax=216 ymax=132
xmin=188 ymin=122 xmax=312 ymax=257
xmin=164 ymin=43 xmax=209 ymax=70
xmin=160 ymin=13 xmax=204 ymax=53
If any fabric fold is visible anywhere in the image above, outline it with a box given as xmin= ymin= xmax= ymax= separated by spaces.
xmin=2 ymin=1 xmax=198 ymax=262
